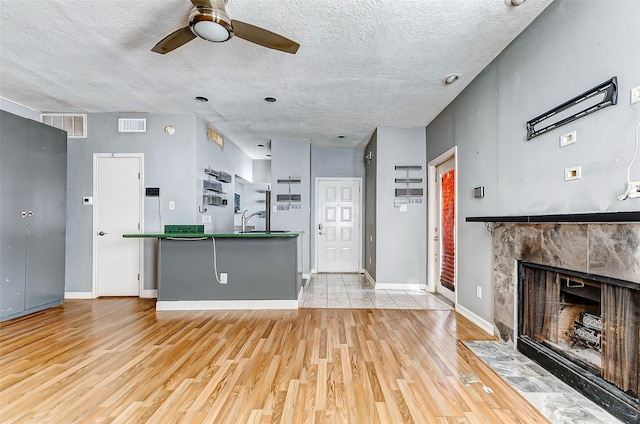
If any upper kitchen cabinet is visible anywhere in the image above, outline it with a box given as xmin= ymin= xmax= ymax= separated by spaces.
xmin=0 ymin=111 xmax=67 ymax=321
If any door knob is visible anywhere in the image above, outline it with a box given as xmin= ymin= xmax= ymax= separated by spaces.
xmin=319 ymin=232 xmax=324 ymax=235
xmin=98 ymin=231 xmax=107 ymax=236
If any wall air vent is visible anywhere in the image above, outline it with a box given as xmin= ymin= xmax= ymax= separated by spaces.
xmin=40 ymin=113 xmax=87 ymax=138
xmin=118 ymin=118 xmax=147 ymax=133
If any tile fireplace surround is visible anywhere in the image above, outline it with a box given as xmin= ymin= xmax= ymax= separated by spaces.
xmin=492 ymin=222 xmax=640 ymax=344
xmin=489 ymin=220 xmax=639 ymax=422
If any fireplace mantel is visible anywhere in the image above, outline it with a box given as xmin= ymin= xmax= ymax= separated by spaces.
xmin=466 ymin=211 xmax=640 ymax=223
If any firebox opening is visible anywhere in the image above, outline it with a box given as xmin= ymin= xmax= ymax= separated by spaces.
xmin=518 ymin=262 xmax=639 ymax=423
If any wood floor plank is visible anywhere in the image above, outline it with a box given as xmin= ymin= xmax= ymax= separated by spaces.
xmin=0 ymin=299 xmax=550 ymax=423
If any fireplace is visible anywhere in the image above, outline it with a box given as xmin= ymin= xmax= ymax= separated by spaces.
xmin=483 ymin=221 xmax=640 ymax=423
xmin=518 ymin=262 xmax=639 ymax=422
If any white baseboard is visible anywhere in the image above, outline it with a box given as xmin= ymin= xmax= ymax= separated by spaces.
xmin=374 ymin=283 xmax=425 ymax=291
xmin=64 ymin=292 xmax=94 ymax=299
xmin=455 ymin=304 xmax=494 ymax=336
xmin=155 ymin=299 xmax=299 ymax=311
xmin=140 ymin=289 xmax=158 ymax=298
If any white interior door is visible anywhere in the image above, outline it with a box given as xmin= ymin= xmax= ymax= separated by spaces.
xmin=317 ymin=179 xmax=361 ymax=273
xmin=435 ymin=157 xmax=455 ymax=303
xmin=93 ymin=154 xmax=143 ymax=296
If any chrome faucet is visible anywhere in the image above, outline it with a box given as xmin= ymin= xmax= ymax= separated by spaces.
xmin=241 ymin=209 xmax=264 ymax=233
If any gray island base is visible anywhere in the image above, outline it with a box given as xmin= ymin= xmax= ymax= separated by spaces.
xmin=124 ymin=232 xmax=303 ymax=310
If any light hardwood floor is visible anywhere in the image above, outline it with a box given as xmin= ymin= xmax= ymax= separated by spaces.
xmin=0 ymin=298 xmax=549 ymax=423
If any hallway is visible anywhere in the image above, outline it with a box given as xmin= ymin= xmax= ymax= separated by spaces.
xmin=299 ymin=273 xmax=452 ymax=309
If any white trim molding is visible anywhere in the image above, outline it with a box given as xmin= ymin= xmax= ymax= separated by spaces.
xmin=155 ymin=299 xmax=299 ymax=311
xmin=64 ymin=292 xmax=94 ymax=299
xmin=374 ymin=283 xmax=425 ymax=291
xmin=141 ymin=289 xmax=158 ymax=299
xmin=427 ymin=146 xmax=458 ymax=305
xmin=455 ymin=304 xmax=494 ymax=336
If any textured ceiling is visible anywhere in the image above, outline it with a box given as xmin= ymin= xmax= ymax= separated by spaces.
xmin=0 ymin=0 xmax=552 ymax=158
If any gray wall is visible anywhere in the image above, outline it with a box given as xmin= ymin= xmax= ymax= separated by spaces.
xmin=426 ymin=0 xmax=640 ymax=325
xmin=375 ymin=127 xmax=427 ymax=285
xmin=0 ymin=97 xmax=40 ymax=121
xmin=310 ymin=147 xmax=366 ymax=271
xmin=65 ymin=113 xmax=253 ymax=292
xmin=195 ymin=117 xmax=253 ymax=233
xmin=253 ymin=160 xmax=271 ymax=184
xmin=270 ymin=139 xmax=311 ymax=275
xmin=364 ymin=131 xmax=378 ymax=280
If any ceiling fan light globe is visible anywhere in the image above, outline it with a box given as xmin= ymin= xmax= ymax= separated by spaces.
xmin=193 ymin=21 xmax=231 ymax=42
xmin=189 ymin=6 xmax=234 ymax=43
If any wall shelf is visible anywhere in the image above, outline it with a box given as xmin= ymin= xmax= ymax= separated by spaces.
xmin=394 ymin=165 xmax=423 ymax=199
xmin=276 ymin=176 xmax=302 ymax=210
xmin=465 ymin=212 xmax=640 ymax=223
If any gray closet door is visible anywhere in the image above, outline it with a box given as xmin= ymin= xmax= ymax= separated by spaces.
xmin=24 ymin=120 xmax=67 ymax=309
xmin=0 ymin=111 xmax=29 ymax=317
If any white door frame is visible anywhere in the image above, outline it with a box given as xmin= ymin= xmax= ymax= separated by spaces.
xmin=427 ymin=147 xmax=458 ymax=304
xmin=314 ymin=177 xmax=363 ymax=273
xmin=92 ymin=153 xmax=144 ymax=298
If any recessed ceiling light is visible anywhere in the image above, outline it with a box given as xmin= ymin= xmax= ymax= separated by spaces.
xmin=337 ymin=135 xmax=346 ymax=139
xmin=443 ymin=74 xmax=460 ymax=85
xmin=257 ymin=143 xmax=265 ymax=147
xmin=194 ymin=96 xmax=209 ymax=102
xmin=266 ymin=154 xmax=272 ymax=157
xmin=505 ymin=0 xmax=526 ymax=6
xmin=264 ymin=97 xmax=277 ymax=103
xmin=164 ymin=126 xmax=175 ymax=135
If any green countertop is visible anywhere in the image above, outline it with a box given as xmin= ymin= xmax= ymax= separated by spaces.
xmin=123 ymin=232 xmax=300 ymax=239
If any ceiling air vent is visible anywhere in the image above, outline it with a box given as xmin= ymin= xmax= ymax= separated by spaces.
xmin=41 ymin=113 xmax=87 ymax=138
xmin=118 ymin=118 xmax=147 ymax=133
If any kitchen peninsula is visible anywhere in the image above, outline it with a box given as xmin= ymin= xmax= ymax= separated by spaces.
xmin=123 ymin=230 xmax=303 ymax=310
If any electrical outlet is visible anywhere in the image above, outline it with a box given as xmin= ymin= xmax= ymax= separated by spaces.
xmin=631 ymin=85 xmax=640 ymax=105
xmin=476 ymin=286 xmax=482 ymax=299
xmin=560 ymin=130 xmax=576 ymax=147
xmin=168 ymin=200 xmax=175 ymax=210
xmin=564 ymin=166 xmax=582 ymax=181
xmin=220 ymin=273 xmax=228 ymax=284
xmin=205 ymin=215 xmax=211 ymax=223
xmin=628 ymin=181 xmax=640 ymax=199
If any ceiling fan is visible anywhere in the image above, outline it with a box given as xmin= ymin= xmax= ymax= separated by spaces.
xmin=151 ymin=0 xmax=299 ymax=55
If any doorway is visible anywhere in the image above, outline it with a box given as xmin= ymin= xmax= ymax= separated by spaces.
xmin=428 ymin=147 xmax=457 ymax=305
xmin=92 ymin=154 xmax=143 ymax=297
xmin=315 ymin=178 xmax=362 ymax=273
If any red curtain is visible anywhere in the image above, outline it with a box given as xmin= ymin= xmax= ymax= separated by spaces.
xmin=440 ymin=169 xmax=455 ymax=290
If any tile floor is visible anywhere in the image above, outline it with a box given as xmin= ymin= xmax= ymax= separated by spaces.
xmin=299 ymin=272 xmax=452 ymax=309
xmin=465 ymin=341 xmax=624 ymax=424
xmin=301 ymin=273 xmax=628 ymax=424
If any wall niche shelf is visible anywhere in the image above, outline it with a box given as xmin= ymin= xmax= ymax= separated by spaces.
xmin=394 ymin=165 xmax=423 ymax=200
xmin=276 ymin=176 xmax=302 ymax=210
xmin=202 ymin=166 xmax=230 ymax=208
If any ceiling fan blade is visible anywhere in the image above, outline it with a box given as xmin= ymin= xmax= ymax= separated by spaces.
xmin=151 ymin=26 xmax=197 ymax=54
xmin=190 ymin=0 xmax=214 ymax=7
xmin=232 ymin=20 xmax=299 ymax=54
